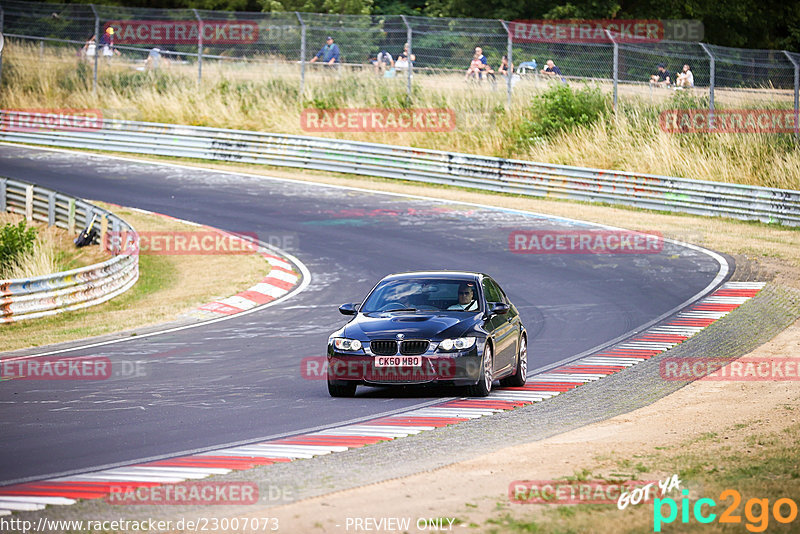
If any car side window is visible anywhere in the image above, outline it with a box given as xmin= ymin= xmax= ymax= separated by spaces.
xmin=491 ymin=279 xmax=510 ymax=304
xmin=482 ymin=278 xmax=502 ymax=303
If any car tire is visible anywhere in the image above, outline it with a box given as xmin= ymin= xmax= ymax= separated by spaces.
xmin=467 ymin=344 xmax=493 ymax=397
xmin=500 ymin=334 xmax=527 ymax=388
xmin=328 ymin=380 xmax=357 ymax=398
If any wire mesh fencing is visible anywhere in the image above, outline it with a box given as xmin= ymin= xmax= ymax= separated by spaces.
xmin=0 ymin=0 xmax=798 ymax=129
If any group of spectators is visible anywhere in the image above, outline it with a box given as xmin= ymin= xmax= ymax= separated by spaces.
xmin=80 ymin=27 xmax=119 ymax=61
xmin=650 ymin=63 xmax=694 ymax=88
xmin=82 ymin=30 xmax=696 ymax=90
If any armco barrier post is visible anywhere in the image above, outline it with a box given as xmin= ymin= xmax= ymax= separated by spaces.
xmin=784 ymin=51 xmax=799 ymax=140
xmin=401 ymin=15 xmax=412 ymax=102
xmin=25 ymin=184 xmax=34 ymax=221
xmin=48 ymin=191 xmax=56 ymax=226
xmin=90 ymin=4 xmax=99 ymax=94
xmin=699 ymin=42 xmax=715 ymax=112
xmin=500 ymin=19 xmax=512 ymax=108
xmin=194 ymin=9 xmax=203 ymax=84
xmin=297 ymin=12 xmax=305 ymax=99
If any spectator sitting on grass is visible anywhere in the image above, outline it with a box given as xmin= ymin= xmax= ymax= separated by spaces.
xmin=310 ymin=36 xmax=340 ymax=65
xmin=675 ymin=64 xmax=694 ymax=88
xmin=372 ymin=50 xmax=394 ymax=75
xmin=395 ymin=43 xmax=415 ymax=69
xmin=540 ymin=59 xmax=562 ymax=77
xmin=498 ymin=55 xmax=513 ymax=76
xmin=649 ymin=63 xmax=671 ymax=87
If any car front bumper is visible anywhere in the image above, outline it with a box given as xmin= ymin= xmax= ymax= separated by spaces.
xmin=327 ymin=344 xmax=483 ymax=386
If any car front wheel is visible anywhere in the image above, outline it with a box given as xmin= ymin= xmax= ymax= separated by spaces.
xmin=328 ymin=379 xmax=357 ymax=398
xmin=467 ymin=344 xmax=493 ymax=397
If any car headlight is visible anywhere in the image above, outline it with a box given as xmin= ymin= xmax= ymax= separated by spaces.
xmin=333 ymin=338 xmax=362 ymax=351
xmin=438 ymin=337 xmax=477 ymax=351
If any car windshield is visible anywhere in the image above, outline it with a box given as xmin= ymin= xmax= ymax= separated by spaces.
xmin=360 ymin=278 xmax=479 ymax=313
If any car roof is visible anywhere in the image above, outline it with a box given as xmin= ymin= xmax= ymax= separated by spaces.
xmin=380 ymin=271 xmax=485 ymax=282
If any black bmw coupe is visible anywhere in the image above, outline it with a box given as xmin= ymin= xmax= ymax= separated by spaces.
xmin=327 ymin=271 xmax=527 ymax=397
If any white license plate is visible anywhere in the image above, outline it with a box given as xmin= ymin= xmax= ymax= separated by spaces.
xmin=375 ymin=356 xmax=422 ymax=367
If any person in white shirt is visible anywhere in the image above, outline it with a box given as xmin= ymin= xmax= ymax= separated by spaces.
xmin=676 ymin=64 xmax=694 ymax=88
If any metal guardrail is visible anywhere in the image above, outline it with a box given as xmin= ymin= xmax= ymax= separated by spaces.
xmin=0 ymin=176 xmax=139 ymax=322
xmin=1 ymin=110 xmax=799 ymax=226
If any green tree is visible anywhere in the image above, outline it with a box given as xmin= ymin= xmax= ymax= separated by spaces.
xmin=259 ymin=0 xmax=373 ymax=15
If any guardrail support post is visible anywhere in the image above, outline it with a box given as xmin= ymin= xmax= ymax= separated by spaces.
xmin=0 ymin=179 xmax=6 ymax=213
xmin=100 ymin=214 xmax=108 ymax=246
xmin=68 ymin=198 xmax=76 ymax=234
xmin=401 ymin=15 xmax=412 ymax=102
xmin=47 ymin=191 xmax=56 ymax=226
xmin=296 ymin=12 xmax=305 ymax=100
xmin=193 ymin=9 xmax=203 ymax=85
xmin=784 ymin=51 xmax=799 ymax=140
xmin=500 ymin=20 xmax=513 ymax=109
xmin=604 ymin=30 xmax=618 ymax=113
xmin=699 ymin=43 xmax=715 ymax=112
xmin=24 ymin=185 xmax=33 ymax=222
xmin=90 ymin=4 xmax=99 ymax=94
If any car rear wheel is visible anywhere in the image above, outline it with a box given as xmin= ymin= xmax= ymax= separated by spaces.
xmin=328 ymin=380 xmax=357 ymax=398
xmin=467 ymin=344 xmax=493 ymax=397
xmin=500 ymin=335 xmax=527 ymax=387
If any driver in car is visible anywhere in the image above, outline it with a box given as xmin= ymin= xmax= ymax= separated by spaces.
xmin=448 ymin=283 xmax=479 ymax=311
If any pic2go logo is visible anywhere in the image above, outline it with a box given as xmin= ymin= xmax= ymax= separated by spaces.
xmin=653 ymin=489 xmax=798 ymax=532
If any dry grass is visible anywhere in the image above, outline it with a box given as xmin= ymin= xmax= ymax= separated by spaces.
xmin=3 ymin=41 xmax=799 ymax=189
xmin=1 ymin=203 xmax=269 ymax=352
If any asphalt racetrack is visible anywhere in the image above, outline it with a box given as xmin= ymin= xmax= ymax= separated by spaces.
xmin=0 ymin=145 xmax=727 ymax=485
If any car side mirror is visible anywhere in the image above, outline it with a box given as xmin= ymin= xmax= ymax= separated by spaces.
xmin=339 ymin=303 xmax=358 ymax=315
xmin=489 ymin=302 xmax=509 ymax=316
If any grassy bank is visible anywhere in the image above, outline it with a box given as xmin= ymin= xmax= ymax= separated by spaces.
xmin=2 ymin=41 xmax=799 ymax=190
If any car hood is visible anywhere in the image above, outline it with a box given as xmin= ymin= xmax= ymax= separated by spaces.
xmin=345 ymin=312 xmax=477 ymax=340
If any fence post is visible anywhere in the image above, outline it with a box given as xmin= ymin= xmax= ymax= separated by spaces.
xmin=783 ymin=51 xmax=799 ymax=140
xmin=604 ymin=30 xmax=618 ymax=113
xmin=500 ymin=20 xmax=512 ymax=109
xmin=699 ymin=43 xmax=715 ymax=111
xmin=401 ymin=15 xmax=412 ymax=102
xmin=296 ymin=12 xmax=305 ymax=100
xmin=193 ymin=9 xmax=203 ymax=85
xmin=90 ymin=4 xmax=99 ymax=94
xmin=0 ymin=5 xmax=4 ymax=86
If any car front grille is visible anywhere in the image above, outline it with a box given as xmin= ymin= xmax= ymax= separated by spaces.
xmin=400 ymin=340 xmax=429 ymax=356
xmin=370 ymin=340 xmax=397 ymax=356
